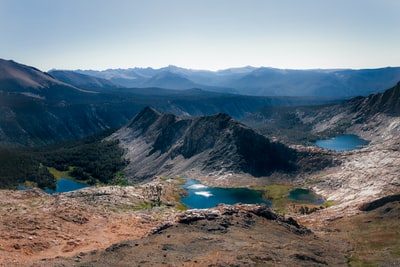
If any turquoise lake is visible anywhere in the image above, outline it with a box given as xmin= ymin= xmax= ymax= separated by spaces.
xmin=180 ymin=179 xmax=270 ymax=209
xmin=19 ymin=178 xmax=89 ymax=194
xmin=315 ymin=134 xmax=369 ymax=151
xmin=44 ymin=178 xmax=89 ymax=194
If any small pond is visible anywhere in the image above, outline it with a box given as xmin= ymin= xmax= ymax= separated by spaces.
xmin=287 ymin=188 xmax=324 ymax=204
xmin=315 ymin=134 xmax=369 ymax=151
xmin=19 ymin=178 xmax=89 ymax=194
xmin=180 ymin=179 xmax=270 ymax=209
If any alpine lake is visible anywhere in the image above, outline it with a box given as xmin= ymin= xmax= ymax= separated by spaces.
xmin=180 ymin=179 xmax=325 ymax=209
xmin=19 ymin=177 xmax=89 ymax=194
xmin=315 ymin=134 xmax=369 ymax=151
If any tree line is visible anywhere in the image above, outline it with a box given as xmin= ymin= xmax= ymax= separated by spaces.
xmin=0 ymin=129 xmax=128 ymax=189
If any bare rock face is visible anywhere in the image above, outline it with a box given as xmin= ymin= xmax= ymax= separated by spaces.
xmin=109 ymin=106 xmax=297 ymax=182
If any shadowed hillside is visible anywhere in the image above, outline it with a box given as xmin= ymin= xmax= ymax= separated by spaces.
xmin=0 ymin=59 xmax=71 ymax=91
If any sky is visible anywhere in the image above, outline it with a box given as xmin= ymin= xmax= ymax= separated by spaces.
xmin=1 ymin=0 xmax=399 ymax=71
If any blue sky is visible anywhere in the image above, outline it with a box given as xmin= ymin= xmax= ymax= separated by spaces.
xmin=1 ymin=0 xmax=399 ymax=71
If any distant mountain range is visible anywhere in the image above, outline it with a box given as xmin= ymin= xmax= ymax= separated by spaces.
xmin=70 ymin=65 xmax=400 ymax=97
xmin=1 ymin=59 xmax=334 ymax=146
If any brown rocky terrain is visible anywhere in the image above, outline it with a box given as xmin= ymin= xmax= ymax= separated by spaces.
xmin=0 ymin=181 xmax=181 ymax=266
xmin=28 ymin=204 xmax=347 ymax=267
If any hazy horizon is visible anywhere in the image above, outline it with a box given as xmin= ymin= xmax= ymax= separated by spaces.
xmin=52 ymin=64 xmax=399 ymax=73
xmin=1 ymin=0 xmax=399 ymax=72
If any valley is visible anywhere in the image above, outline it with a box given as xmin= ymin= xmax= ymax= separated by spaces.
xmin=0 ymin=59 xmax=399 ymax=266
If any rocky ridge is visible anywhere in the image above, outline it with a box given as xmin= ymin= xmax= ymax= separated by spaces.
xmin=109 ymin=106 xmax=297 ymax=182
xmin=302 ymin=81 xmax=400 ymax=144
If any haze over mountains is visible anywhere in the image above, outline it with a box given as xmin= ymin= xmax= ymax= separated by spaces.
xmin=48 ymin=70 xmax=119 ymax=90
xmin=71 ymin=65 xmax=400 ymax=97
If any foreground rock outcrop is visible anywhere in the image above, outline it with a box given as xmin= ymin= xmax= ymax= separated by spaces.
xmin=34 ymin=204 xmax=347 ymax=267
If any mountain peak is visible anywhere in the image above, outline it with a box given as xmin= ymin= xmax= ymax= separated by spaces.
xmin=127 ymin=106 xmax=163 ymax=129
xmin=139 ymin=106 xmax=162 ymax=117
xmin=143 ymin=71 xmax=197 ymax=89
xmin=111 ymin=109 xmax=296 ymax=182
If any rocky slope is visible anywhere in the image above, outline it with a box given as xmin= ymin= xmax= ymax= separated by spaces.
xmin=243 ymin=81 xmax=400 ymax=145
xmin=0 ymin=180 xmax=183 ymax=267
xmin=260 ymin=82 xmax=400 ymax=219
xmin=302 ymin=81 xmax=400 ymax=143
xmin=298 ymin=135 xmax=400 ymax=220
xmin=36 ymin=204 xmax=346 ymax=267
xmin=240 ymin=81 xmax=400 ymax=264
xmin=297 ymin=194 xmax=400 ymax=266
xmin=108 ymin=106 xmax=297 ymax=182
